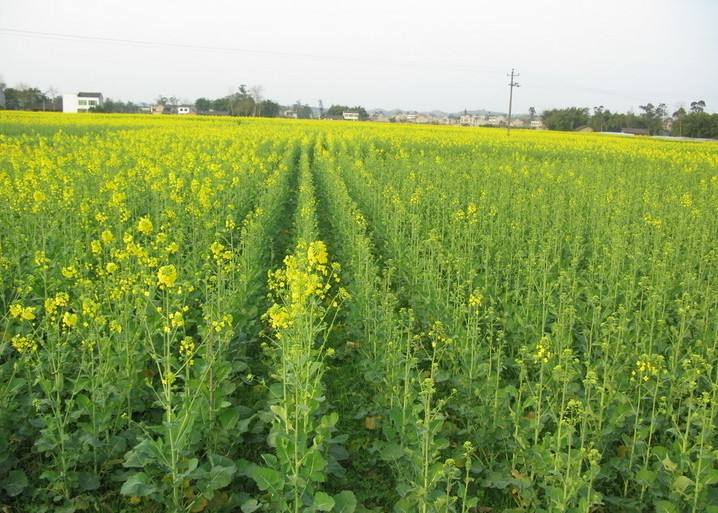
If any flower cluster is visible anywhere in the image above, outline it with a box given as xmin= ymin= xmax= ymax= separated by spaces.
xmin=533 ymin=335 xmax=552 ymax=364
xmin=137 ymin=216 xmax=154 ymax=235
xmin=44 ymin=292 xmax=70 ymax=319
xmin=9 ymin=303 xmax=36 ymax=321
xmin=265 ymin=240 xmax=344 ymax=338
xmin=157 ymin=265 xmax=178 ymax=288
xmin=631 ymin=354 xmax=665 ymax=383
xmin=11 ymin=334 xmax=38 ymax=354
xmin=179 ymin=336 xmax=196 ymax=365
xmin=468 ymin=289 xmax=483 ymax=310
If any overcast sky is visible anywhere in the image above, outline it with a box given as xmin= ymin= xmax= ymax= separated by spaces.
xmin=1 ymin=0 xmax=716 ymax=113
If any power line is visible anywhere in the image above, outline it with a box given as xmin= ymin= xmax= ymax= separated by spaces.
xmin=0 ymin=27 xmax=506 ymax=76
xmin=2 ymin=27 xmax=703 ymax=111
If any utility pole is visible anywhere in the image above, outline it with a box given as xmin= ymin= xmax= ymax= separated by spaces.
xmin=318 ymin=99 xmax=324 ymax=119
xmin=506 ymin=68 xmax=520 ymax=135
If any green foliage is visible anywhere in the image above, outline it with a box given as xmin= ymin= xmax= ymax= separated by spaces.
xmin=3 ymin=86 xmax=57 ymax=111
xmin=195 ymin=97 xmax=212 ymax=112
xmin=681 ymin=112 xmax=718 ymax=138
xmin=259 ymin=99 xmax=281 ymax=117
xmin=541 ymin=107 xmax=590 ymax=130
xmin=325 ymin=105 xmax=369 ymax=120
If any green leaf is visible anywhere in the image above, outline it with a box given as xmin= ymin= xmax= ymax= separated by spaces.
xmin=379 ymin=442 xmax=404 ymax=462
xmin=120 ymin=472 xmax=157 ymax=497
xmin=635 ymin=469 xmax=656 ymax=486
xmin=3 ymin=469 xmax=28 ymax=497
xmin=206 ymin=464 xmax=236 ymax=491
xmin=124 ymin=439 xmax=158 ymax=467
xmin=319 ymin=412 xmax=339 ymax=429
xmin=333 ymin=491 xmax=357 ymax=513
xmin=672 ymin=475 xmax=694 ymax=495
xmin=655 ymin=500 xmax=678 ymax=513
xmin=270 ymin=405 xmax=287 ymax=423
xmin=313 ymin=491 xmax=335 ymax=511
xmin=305 ymin=449 xmax=328 ymax=482
xmin=76 ymin=393 xmax=93 ymax=413
xmin=78 ymin=471 xmax=100 ymax=491
xmin=241 ymin=498 xmax=260 ymax=513
xmin=248 ymin=466 xmax=284 ymax=494
xmin=218 ymin=407 xmax=240 ymax=430
xmin=704 ymin=469 xmax=718 ymax=485
xmin=661 ymin=456 xmax=678 ymax=472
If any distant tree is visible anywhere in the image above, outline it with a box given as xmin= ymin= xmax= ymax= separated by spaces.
xmin=298 ymin=105 xmax=313 ymax=119
xmin=43 ymin=87 xmax=59 ymax=111
xmin=541 ymin=107 xmax=590 ymax=131
xmin=95 ymin=98 xmax=139 ymax=113
xmin=3 ymin=86 xmax=48 ymax=111
xmin=682 ymin=112 xmax=718 ymax=138
xmin=325 ymin=105 xmax=349 ymax=118
xmin=231 ymin=95 xmax=255 ymax=116
xmin=292 ymin=100 xmax=313 ymax=119
xmin=638 ymin=102 xmax=667 ymax=134
xmin=351 ymin=106 xmax=369 ymax=120
xmin=690 ymin=100 xmax=706 ymax=113
xmin=250 ymin=85 xmax=263 ymax=116
xmin=227 ymin=85 xmax=255 ymax=116
xmin=528 ymin=106 xmax=536 ymax=120
xmin=211 ymin=97 xmax=230 ymax=112
xmin=258 ymin=100 xmax=280 ymax=117
xmin=591 ymin=105 xmax=607 ymax=132
xmin=671 ymin=107 xmax=687 ymax=136
xmin=326 ymin=104 xmax=368 ymax=120
xmin=195 ymin=98 xmax=211 ymax=112
xmin=0 ymin=77 xmax=6 ymax=109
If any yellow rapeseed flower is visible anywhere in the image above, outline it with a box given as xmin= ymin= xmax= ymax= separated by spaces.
xmin=137 ymin=216 xmax=154 ymax=235
xmin=12 ymin=334 xmax=38 ymax=354
xmin=10 ymin=303 xmax=36 ymax=320
xmin=62 ymin=311 xmax=78 ymax=328
xmin=100 ymin=230 xmax=114 ymax=244
xmin=61 ymin=266 xmax=78 ymax=279
xmin=157 ymin=265 xmax=177 ymax=288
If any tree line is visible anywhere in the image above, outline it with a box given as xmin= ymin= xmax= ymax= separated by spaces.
xmin=0 ymin=82 xmax=60 ymax=111
xmin=541 ymin=100 xmax=717 ymax=138
xmin=0 ymin=79 xmax=369 ymax=120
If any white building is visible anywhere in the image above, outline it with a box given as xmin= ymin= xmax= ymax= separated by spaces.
xmin=62 ymin=92 xmax=103 ymax=113
xmin=342 ymin=111 xmax=359 ymax=121
xmin=460 ymin=114 xmax=487 ymax=126
xmin=530 ymin=120 xmax=544 ymax=129
xmin=487 ymin=115 xmax=507 ymax=126
xmin=415 ymin=114 xmax=435 ymax=124
xmin=177 ymin=106 xmax=191 ymax=115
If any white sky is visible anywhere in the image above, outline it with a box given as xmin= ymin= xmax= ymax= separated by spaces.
xmin=1 ymin=0 xmax=716 ymax=113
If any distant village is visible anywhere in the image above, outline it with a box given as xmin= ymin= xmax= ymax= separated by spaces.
xmin=58 ymin=91 xmax=545 ymax=129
